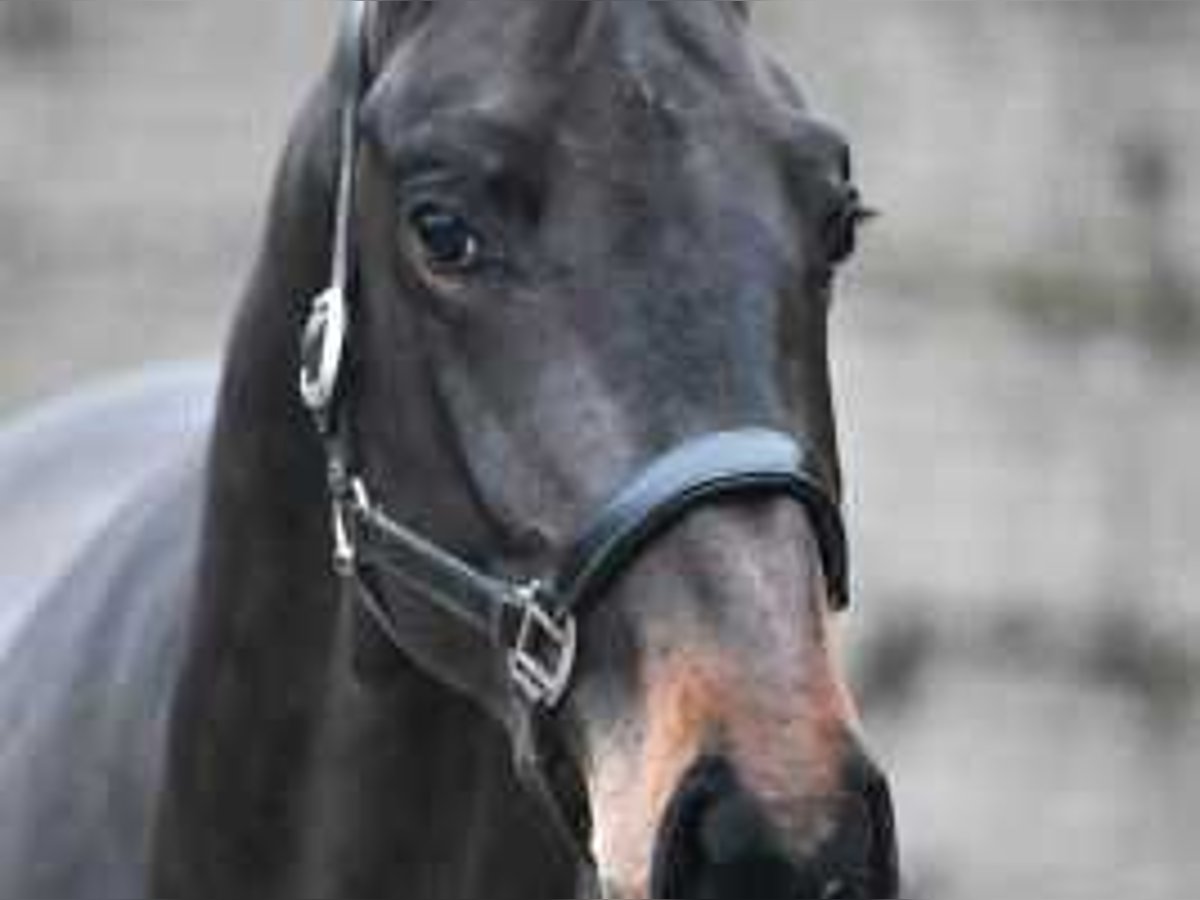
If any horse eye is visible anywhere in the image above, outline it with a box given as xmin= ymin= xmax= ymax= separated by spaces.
xmin=408 ymin=204 xmax=483 ymax=273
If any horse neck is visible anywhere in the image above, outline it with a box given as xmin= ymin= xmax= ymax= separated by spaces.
xmin=155 ymin=84 xmax=557 ymax=898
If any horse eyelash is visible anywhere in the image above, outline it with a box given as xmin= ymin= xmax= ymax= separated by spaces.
xmin=852 ymin=199 xmax=881 ymax=227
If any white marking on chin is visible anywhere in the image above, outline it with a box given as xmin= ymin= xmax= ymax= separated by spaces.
xmin=588 ymin=740 xmax=657 ymax=900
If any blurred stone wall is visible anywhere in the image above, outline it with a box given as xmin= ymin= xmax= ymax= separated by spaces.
xmin=761 ymin=4 xmax=1200 ymax=299
xmin=1 ymin=4 xmax=1197 ymax=899
xmin=0 ymin=1 xmax=333 ymax=415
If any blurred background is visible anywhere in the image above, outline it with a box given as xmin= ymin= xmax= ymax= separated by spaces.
xmin=1 ymin=3 xmax=1196 ymax=897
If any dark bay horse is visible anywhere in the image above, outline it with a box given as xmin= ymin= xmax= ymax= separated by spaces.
xmin=0 ymin=2 xmax=897 ymax=897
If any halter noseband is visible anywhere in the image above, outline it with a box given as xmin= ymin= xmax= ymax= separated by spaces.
xmin=299 ymin=1 xmax=850 ymax=714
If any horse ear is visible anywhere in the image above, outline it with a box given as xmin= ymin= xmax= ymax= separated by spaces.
xmin=731 ymin=1 xmax=752 ymax=23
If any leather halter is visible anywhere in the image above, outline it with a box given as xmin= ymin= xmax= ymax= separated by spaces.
xmin=301 ymin=0 xmax=849 ymax=709
xmin=298 ymin=0 xmax=850 ymax=867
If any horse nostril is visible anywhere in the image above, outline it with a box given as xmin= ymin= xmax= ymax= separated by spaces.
xmin=817 ymin=750 xmax=901 ymax=900
xmin=652 ymin=756 xmax=791 ymax=899
xmin=651 ymin=756 xmax=729 ymax=898
xmin=651 ymin=754 xmax=900 ymax=900
xmin=697 ymin=783 xmax=778 ymax=868
xmin=652 ymin=757 xmax=823 ymax=900
xmin=858 ymin=759 xmax=900 ymax=899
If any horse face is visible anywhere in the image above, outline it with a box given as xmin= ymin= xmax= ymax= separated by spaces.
xmin=354 ymin=2 xmax=896 ymax=896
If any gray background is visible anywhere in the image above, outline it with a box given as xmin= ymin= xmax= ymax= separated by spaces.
xmin=2 ymin=3 xmax=1197 ymax=897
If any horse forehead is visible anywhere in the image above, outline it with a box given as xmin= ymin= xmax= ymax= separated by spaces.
xmin=375 ymin=0 xmax=768 ymax=146
xmin=426 ymin=0 xmax=744 ymax=64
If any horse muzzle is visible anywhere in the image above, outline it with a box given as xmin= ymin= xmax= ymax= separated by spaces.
xmin=649 ymin=751 xmax=899 ymax=900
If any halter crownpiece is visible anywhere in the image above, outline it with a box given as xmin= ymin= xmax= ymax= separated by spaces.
xmin=299 ymin=2 xmax=851 ymax=715
xmin=299 ymin=0 xmax=366 ymax=428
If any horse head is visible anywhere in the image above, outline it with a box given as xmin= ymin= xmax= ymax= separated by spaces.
xmin=320 ymin=3 xmax=896 ymax=897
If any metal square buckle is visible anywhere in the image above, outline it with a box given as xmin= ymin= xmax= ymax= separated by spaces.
xmin=508 ymin=583 xmax=577 ymax=709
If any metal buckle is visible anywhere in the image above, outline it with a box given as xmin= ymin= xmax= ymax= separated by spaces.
xmin=508 ymin=582 xmax=577 ymax=709
xmin=330 ymin=478 xmax=371 ymax=579
xmin=299 ymin=285 xmax=349 ymax=415
xmin=330 ymin=500 xmax=356 ymax=577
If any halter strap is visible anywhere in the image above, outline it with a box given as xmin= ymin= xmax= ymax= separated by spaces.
xmin=341 ymin=427 xmax=847 ymax=711
xmin=298 ymin=0 xmax=852 ymax=874
xmin=331 ymin=0 xmax=366 ymax=296
xmin=552 ymin=428 xmax=848 ymax=616
xmin=298 ymin=0 xmax=366 ymax=422
xmin=301 ymin=1 xmax=851 ymax=713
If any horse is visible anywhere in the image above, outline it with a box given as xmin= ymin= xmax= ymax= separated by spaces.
xmin=0 ymin=2 xmax=898 ymax=897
